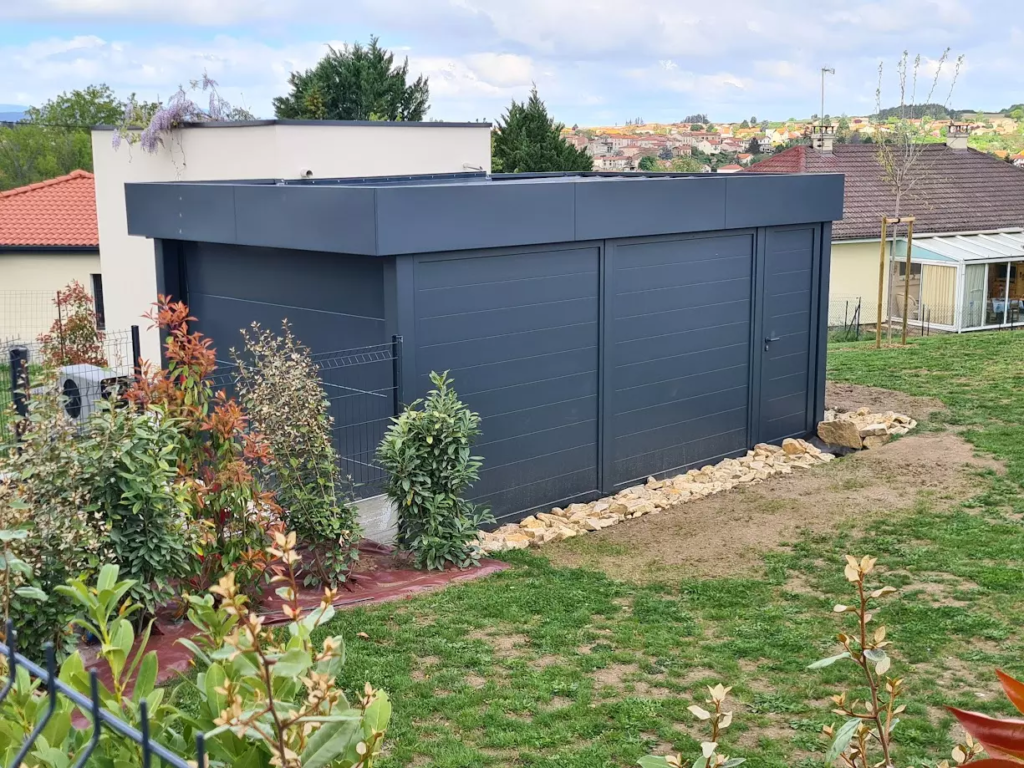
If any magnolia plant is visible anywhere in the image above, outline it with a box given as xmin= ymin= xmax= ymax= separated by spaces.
xmin=639 ymin=684 xmax=744 ymax=768
xmin=811 ymin=556 xmax=903 ymax=768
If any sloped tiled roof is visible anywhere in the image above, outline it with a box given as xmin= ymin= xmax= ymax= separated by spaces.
xmin=746 ymin=144 xmax=1024 ymax=240
xmin=0 ymin=170 xmax=99 ymax=248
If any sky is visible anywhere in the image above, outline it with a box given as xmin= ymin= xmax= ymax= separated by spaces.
xmin=0 ymin=0 xmax=1021 ymax=126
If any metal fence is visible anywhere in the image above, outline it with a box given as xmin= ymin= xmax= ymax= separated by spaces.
xmin=211 ymin=338 xmax=402 ymax=500
xmin=0 ymin=622 xmax=205 ymax=768
xmin=0 ymin=328 xmax=139 ymax=448
xmin=827 ymin=297 xmax=952 ymax=341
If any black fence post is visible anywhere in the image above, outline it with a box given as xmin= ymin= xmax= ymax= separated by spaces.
xmin=131 ymin=325 xmax=142 ymax=379
xmin=391 ymin=335 xmax=404 ymax=415
xmin=10 ymin=346 xmax=30 ymax=420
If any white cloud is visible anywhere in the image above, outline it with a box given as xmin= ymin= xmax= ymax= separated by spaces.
xmin=0 ymin=0 xmax=1020 ymax=123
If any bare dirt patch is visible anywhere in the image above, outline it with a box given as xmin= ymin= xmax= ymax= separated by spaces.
xmin=468 ymin=629 xmax=531 ymax=659
xmin=546 ymin=431 xmax=1001 ymax=581
xmin=592 ymin=661 xmax=674 ymax=699
xmin=825 ymin=381 xmax=946 ymax=421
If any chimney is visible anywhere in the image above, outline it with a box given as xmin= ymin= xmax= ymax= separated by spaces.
xmin=809 ymin=124 xmax=836 ymax=154
xmin=947 ymin=123 xmax=971 ymax=150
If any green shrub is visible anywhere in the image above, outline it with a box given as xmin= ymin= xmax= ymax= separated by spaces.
xmin=79 ymin=403 xmax=196 ymax=618
xmin=233 ymin=321 xmax=361 ymax=586
xmin=0 ymin=379 xmax=107 ymax=656
xmin=376 ymin=371 xmax=492 ymax=570
xmin=1 ymin=539 xmax=393 ymax=768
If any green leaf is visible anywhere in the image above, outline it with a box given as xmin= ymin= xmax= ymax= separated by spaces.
xmin=300 ymin=718 xmax=363 ymax=768
xmin=637 ymin=757 xmax=673 ymax=768
xmin=273 ymin=648 xmax=312 ymax=678
xmin=362 ymin=690 xmax=392 ymax=737
xmin=204 ymin=663 xmax=227 ymax=716
xmin=14 ymin=586 xmax=47 ymax=602
xmin=808 ymin=652 xmax=851 ymax=669
xmin=97 ymin=563 xmax=119 ymax=593
xmin=132 ymin=651 xmax=158 ymax=703
xmin=826 ymin=718 xmax=862 ymax=763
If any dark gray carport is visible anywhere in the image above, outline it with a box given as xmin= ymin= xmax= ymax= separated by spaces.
xmin=126 ymin=170 xmax=843 ymax=523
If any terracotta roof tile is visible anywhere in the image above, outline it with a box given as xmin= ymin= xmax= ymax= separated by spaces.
xmin=0 ymin=170 xmax=98 ymax=247
xmin=745 ymin=144 xmax=1024 ymax=240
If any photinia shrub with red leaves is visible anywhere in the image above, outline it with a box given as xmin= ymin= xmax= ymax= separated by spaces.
xmin=130 ymin=297 xmax=278 ymax=597
xmin=37 ymin=280 xmax=107 ymax=368
xmin=948 ymin=671 xmax=1024 ymax=768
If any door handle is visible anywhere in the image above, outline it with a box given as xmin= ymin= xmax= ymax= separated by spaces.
xmin=764 ymin=335 xmax=780 ymax=351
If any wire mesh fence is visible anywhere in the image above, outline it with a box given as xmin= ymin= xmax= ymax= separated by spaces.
xmin=0 ymin=621 xmax=205 ymax=768
xmin=210 ymin=338 xmax=402 ymax=500
xmin=827 ymin=297 xmax=958 ymax=341
xmin=0 ymin=328 xmax=139 ymax=448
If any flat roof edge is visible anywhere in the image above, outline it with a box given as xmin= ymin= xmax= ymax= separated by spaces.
xmin=93 ymin=119 xmax=492 ymax=131
xmin=125 ymin=172 xmax=844 ymax=257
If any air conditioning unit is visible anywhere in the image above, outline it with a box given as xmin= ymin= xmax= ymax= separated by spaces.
xmin=58 ymin=365 xmax=129 ymax=424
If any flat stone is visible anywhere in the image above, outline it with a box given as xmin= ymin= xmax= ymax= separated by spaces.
xmin=782 ymin=438 xmax=805 ymax=456
xmin=862 ymin=434 xmax=892 ymax=450
xmin=858 ymin=423 xmax=889 ymax=438
xmin=818 ymin=419 xmax=863 ymax=450
xmin=519 ymin=516 xmax=545 ymax=530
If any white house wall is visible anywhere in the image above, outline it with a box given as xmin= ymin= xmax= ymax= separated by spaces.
xmin=91 ymin=123 xmax=492 ymax=362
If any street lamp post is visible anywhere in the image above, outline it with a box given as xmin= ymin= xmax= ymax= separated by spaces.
xmin=821 ymin=67 xmax=835 ymax=125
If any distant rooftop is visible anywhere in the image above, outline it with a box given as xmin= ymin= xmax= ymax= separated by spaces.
xmin=746 ymin=143 xmax=1024 ymax=240
xmin=0 ymin=170 xmax=98 ymax=248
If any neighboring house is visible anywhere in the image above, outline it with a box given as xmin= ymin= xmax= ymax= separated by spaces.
xmin=0 ymin=170 xmax=103 ymax=341
xmin=695 ymin=138 xmax=722 ymax=155
xmin=758 ymin=136 xmax=772 ymax=153
xmin=91 ymin=120 xmax=492 ymax=362
xmin=737 ymin=153 xmax=754 ymax=165
xmin=746 ymin=126 xmax=1024 ymax=332
xmin=592 ymin=154 xmax=635 ymax=171
xmin=1013 ymin=152 xmax=1024 ymax=168
xmin=717 ymin=164 xmax=743 ymax=174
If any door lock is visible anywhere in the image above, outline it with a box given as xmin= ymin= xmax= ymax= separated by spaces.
xmin=764 ymin=335 xmax=780 ymax=351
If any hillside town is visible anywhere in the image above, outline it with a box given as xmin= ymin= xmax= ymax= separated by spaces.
xmin=562 ymin=112 xmax=1024 ymax=172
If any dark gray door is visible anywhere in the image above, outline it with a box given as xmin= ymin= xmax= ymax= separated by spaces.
xmin=412 ymin=246 xmax=601 ymax=523
xmin=758 ymin=227 xmax=818 ymax=442
xmin=607 ymin=233 xmax=755 ymax=490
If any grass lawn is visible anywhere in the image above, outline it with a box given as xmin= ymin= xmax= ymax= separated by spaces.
xmin=191 ymin=333 xmax=1024 ymax=767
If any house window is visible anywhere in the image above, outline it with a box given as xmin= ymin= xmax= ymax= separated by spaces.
xmin=996 ymin=263 xmax=1018 ymax=280
xmin=91 ymin=274 xmax=106 ymax=330
xmin=896 ymin=262 xmax=922 ymax=278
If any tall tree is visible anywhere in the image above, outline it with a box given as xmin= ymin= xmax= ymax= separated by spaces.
xmin=24 ymin=85 xmax=125 ymax=128
xmin=274 ymin=37 xmax=429 ymax=121
xmin=746 ymin=137 xmax=761 ymax=155
xmin=739 ymin=119 xmax=750 ymax=129
xmin=1 ymin=84 xmax=144 ymax=190
xmin=670 ymin=156 xmax=705 ymax=173
xmin=491 ymin=86 xmax=592 ymax=173
xmin=689 ymin=123 xmax=704 ymax=132
xmin=638 ymin=155 xmax=659 ymax=171
xmin=658 ymin=146 xmax=674 ymax=161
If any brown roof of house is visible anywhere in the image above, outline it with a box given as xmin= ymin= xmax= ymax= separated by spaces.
xmin=745 ymin=144 xmax=1024 ymax=240
xmin=0 ymin=170 xmax=98 ymax=247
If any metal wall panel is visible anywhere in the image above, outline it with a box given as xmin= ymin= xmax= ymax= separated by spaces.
xmin=410 ymin=246 xmax=601 ymax=523
xmin=182 ymin=242 xmax=386 ymax=358
xmin=605 ymin=233 xmax=755 ymax=489
xmin=757 ymin=227 xmax=818 ymax=441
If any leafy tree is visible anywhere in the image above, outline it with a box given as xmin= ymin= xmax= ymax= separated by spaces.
xmin=684 ymin=113 xmax=708 ymax=124
xmin=274 ymin=36 xmax=429 ymax=122
xmin=0 ymin=84 xmax=161 ymax=190
xmin=658 ymin=146 xmax=674 ymax=160
xmin=491 ymin=86 xmax=592 ymax=173
xmin=746 ymin=137 xmax=761 ymax=155
xmin=739 ymin=120 xmax=750 ymax=129
xmin=671 ymin=156 xmax=705 ymax=173
xmin=638 ymin=155 xmax=659 ymax=171
xmin=689 ymin=123 xmax=704 ymax=132
xmin=0 ymin=124 xmax=91 ymax=190
xmin=707 ymin=124 xmax=718 ymax=133
xmin=24 ymin=84 xmax=125 ymax=128
xmin=749 ymin=115 xmax=757 ymax=125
